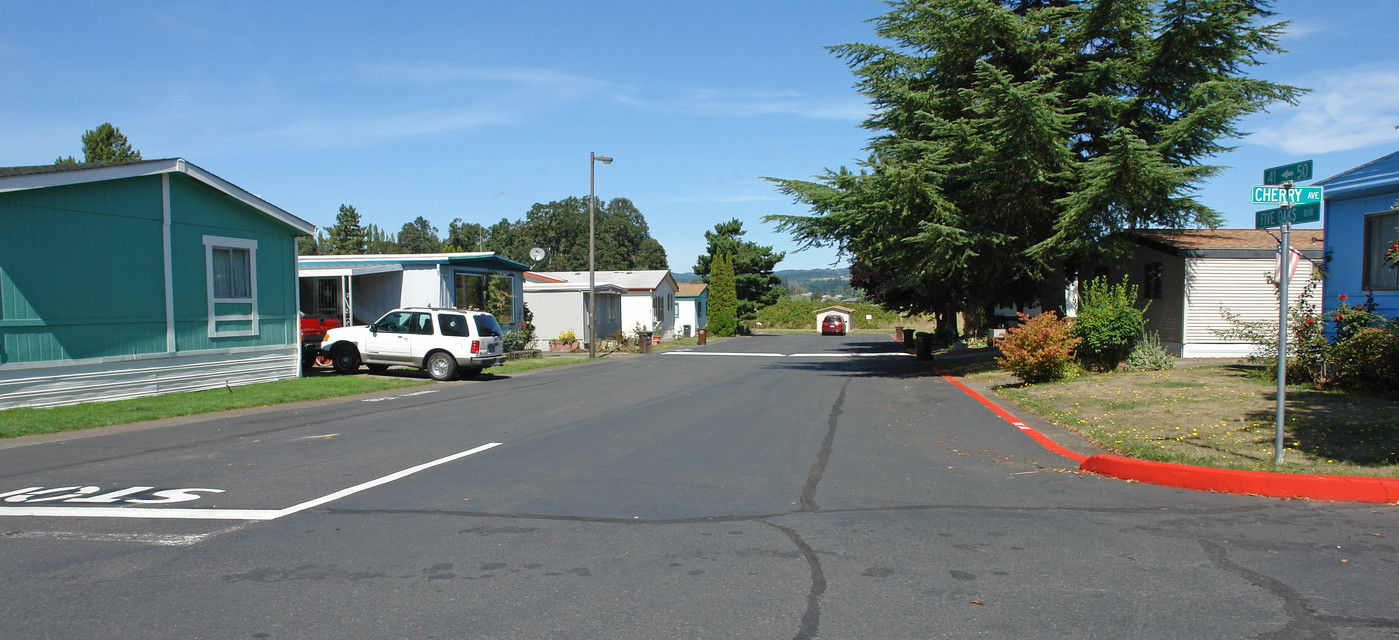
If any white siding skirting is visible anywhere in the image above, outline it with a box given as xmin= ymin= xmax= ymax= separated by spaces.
xmin=0 ymin=345 xmax=300 ymax=409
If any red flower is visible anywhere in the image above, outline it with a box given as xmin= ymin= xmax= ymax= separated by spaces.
xmin=1339 ymin=294 xmax=1348 ymax=301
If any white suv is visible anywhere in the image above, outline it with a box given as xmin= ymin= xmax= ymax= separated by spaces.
xmin=320 ymin=307 xmax=508 ymax=381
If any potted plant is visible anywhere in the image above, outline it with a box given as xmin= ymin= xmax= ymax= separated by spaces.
xmin=550 ymin=329 xmax=579 ymax=352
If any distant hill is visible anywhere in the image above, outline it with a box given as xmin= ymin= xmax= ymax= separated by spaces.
xmin=673 ymin=267 xmax=856 ymax=298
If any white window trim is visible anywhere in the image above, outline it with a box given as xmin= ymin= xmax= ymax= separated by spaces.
xmin=203 ymin=235 xmax=259 ymax=338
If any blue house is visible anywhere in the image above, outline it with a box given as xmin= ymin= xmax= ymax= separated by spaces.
xmin=0 ymin=159 xmax=316 ymax=408
xmin=1315 ymin=150 xmax=1399 ymax=323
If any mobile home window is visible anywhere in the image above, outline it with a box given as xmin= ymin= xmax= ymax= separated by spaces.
xmin=1143 ymin=263 xmax=1164 ymax=300
xmin=1363 ymin=212 xmax=1399 ymax=291
xmin=203 ymin=235 xmax=259 ymax=338
xmin=212 ymin=247 xmax=252 ymax=298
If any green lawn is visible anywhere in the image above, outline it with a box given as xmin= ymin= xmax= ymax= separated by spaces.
xmin=938 ymin=353 xmax=1399 ymax=477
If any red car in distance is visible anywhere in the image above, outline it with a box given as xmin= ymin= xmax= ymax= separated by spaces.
xmin=821 ymin=315 xmax=846 ymax=336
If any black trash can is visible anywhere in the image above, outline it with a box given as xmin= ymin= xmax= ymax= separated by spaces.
xmin=902 ymin=328 xmax=916 ymax=348
xmin=637 ymin=331 xmax=653 ymax=353
xmin=915 ymin=332 xmax=934 ymax=360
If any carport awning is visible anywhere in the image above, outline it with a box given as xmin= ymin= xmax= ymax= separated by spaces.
xmin=298 ymin=264 xmax=403 ymax=278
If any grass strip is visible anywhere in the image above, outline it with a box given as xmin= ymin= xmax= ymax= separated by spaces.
xmin=0 ymin=376 xmax=430 ymax=439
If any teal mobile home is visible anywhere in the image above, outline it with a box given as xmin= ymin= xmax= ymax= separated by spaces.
xmin=0 ymin=159 xmax=316 ymax=408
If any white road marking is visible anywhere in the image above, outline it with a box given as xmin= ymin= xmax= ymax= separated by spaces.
xmin=0 ymin=442 xmax=502 ymax=521
xmin=362 ymin=390 xmax=440 ymax=402
xmin=5 ymin=525 xmax=249 ymax=546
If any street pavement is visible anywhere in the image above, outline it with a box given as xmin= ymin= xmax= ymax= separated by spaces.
xmin=1 ymin=334 xmax=1396 ymax=639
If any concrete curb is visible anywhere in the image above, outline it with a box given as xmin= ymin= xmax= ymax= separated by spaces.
xmin=894 ymin=334 xmax=1399 ymax=504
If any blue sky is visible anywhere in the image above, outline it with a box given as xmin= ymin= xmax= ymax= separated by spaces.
xmin=3 ymin=1 xmax=1396 ymax=271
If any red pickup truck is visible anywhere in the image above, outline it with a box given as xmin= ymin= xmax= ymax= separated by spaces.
xmin=300 ymin=316 xmax=341 ymax=371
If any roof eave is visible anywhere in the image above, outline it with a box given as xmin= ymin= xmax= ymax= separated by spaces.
xmin=0 ymin=158 xmax=317 ymax=236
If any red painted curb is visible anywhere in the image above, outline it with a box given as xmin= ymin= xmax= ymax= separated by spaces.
xmin=1082 ymin=454 xmax=1399 ymax=504
xmin=895 ymin=336 xmax=1399 ymax=504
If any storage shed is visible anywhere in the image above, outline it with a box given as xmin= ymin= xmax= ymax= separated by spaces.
xmin=0 ymin=159 xmax=316 ymax=408
xmin=814 ymin=306 xmax=855 ymax=333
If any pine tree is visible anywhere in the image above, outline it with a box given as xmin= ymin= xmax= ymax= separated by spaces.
xmin=55 ymin=122 xmax=142 ymax=165
xmin=327 ymin=204 xmax=369 ymax=255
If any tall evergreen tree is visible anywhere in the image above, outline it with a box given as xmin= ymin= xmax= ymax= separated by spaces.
xmin=327 ymin=204 xmax=369 ymax=254
xmin=55 ymin=122 xmax=142 ymax=165
xmin=708 ymin=252 xmax=739 ymax=337
xmin=365 ymin=224 xmax=399 ymax=253
xmin=767 ymin=0 xmax=1301 ymax=334
xmin=693 ymin=219 xmax=785 ymax=320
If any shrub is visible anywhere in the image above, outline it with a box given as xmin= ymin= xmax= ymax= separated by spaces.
xmin=996 ymin=311 xmax=1080 ymax=383
xmin=554 ymin=329 xmax=577 ymax=344
xmin=1073 ymin=275 xmax=1148 ymax=371
xmin=503 ymin=303 xmax=537 ymax=352
xmin=1330 ymin=327 xmax=1399 ymax=391
xmin=1124 ymin=331 xmax=1175 ymax=372
xmin=1330 ymin=293 xmax=1389 ymax=343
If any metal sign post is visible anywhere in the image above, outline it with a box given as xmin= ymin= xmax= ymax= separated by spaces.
xmin=1253 ymin=160 xmax=1318 ymax=467
xmin=1274 ymin=214 xmax=1289 ymax=466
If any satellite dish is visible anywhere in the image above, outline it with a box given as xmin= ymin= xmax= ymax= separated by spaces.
xmin=529 ymin=247 xmax=546 ymax=262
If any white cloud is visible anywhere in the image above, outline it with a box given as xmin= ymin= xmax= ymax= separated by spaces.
xmin=616 ymin=87 xmax=867 ymax=120
xmin=1247 ymin=65 xmax=1399 ymax=154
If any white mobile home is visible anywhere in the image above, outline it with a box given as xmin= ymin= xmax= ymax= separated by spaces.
xmin=530 ymin=270 xmax=678 ymax=339
xmin=1092 ymin=229 xmax=1325 ymax=358
xmin=522 ymin=273 xmax=626 ymax=349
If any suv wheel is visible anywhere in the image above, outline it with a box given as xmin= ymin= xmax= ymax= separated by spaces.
xmin=426 ymin=351 xmax=458 ymax=381
xmin=331 ymin=346 xmax=360 ymax=374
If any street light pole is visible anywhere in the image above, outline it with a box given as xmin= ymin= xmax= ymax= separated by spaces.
xmin=589 ymin=152 xmax=612 ymax=359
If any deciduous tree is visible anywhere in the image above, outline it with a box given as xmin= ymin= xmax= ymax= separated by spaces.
xmin=397 ymin=216 xmax=442 ymax=254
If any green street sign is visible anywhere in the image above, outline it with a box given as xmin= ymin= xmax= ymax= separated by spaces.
xmin=1263 ymin=160 xmax=1313 ymax=185
xmin=1255 ymin=202 xmax=1321 ymax=228
xmin=1251 ymin=185 xmax=1323 ymax=205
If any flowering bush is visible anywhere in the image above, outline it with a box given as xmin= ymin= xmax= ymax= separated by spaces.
xmin=1330 ymin=293 xmax=1388 ymax=343
xmin=553 ymin=329 xmax=578 ymax=344
xmin=997 ymin=311 xmax=1080 ymax=383
xmin=1330 ymin=327 xmax=1399 ymax=390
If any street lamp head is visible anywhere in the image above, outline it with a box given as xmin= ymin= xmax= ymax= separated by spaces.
xmin=595 ymin=155 xmax=613 ymax=165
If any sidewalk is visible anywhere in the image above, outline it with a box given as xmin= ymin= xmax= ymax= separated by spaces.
xmin=899 ymin=338 xmax=1399 ymax=504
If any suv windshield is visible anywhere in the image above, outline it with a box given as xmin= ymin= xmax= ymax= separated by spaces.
xmin=473 ymin=314 xmax=503 ymax=337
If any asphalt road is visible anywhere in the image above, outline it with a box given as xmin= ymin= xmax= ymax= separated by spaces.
xmin=1 ymin=334 xmax=1396 ymax=639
